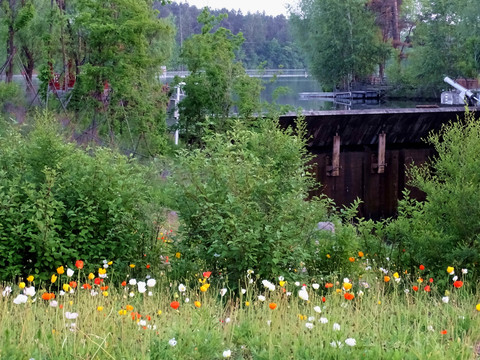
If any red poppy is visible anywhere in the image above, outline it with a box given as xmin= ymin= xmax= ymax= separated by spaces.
xmin=440 ymin=330 xmax=447 ymax=335
xmin=419 ymin=264 xmax=425 ymax=270
xmin=453 ymin=280 xmax=463 ymax=288
xmin=203 ymin=271 xmax=212 ymax=279
xmin=170 ymin=301 xmax=180 ymax=310
xmin=75 ymin=260 xmax=84 ymax=270
xmin=429 ymin=278 xmax=434 ymax=283
xmin=121 ymin=281 xmax=127 ymax=287
xmin=94 ymin=278 xmax=103 ymax=285
xmin=424 ymin=285 xmax=431 ymax=292
xmin=344 ymin=293 xmax=355 ymax=301
xmin=322 ymin=296 xmax=326 ymax=303
xmin=412 ymin=286 xmax=418 ymax=292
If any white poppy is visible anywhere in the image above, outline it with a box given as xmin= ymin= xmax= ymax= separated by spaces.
xmin=345 ymin=338 xmax=356 ymax=346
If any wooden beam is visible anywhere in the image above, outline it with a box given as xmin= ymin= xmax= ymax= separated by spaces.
xmin=327 ymin=134 xmax=340 ymax=176
xmin=378 ymin=132 xmax=386 ymax=173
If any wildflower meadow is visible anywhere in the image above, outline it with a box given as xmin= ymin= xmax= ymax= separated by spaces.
xmin=2 ymin=247 xmax=480 ymax=359
xmin=2 ymin=111 xmax=480 ymax=359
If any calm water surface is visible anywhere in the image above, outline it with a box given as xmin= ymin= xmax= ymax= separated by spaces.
xmin=261 ymin=77 xmax=437 ymax=111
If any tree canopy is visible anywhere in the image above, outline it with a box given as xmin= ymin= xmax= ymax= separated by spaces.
xmin=290 ymin=0 xmax=388 ymax=90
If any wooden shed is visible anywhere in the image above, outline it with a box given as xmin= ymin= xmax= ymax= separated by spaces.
xmin=279 ymin=107 xmax=474 ymax=219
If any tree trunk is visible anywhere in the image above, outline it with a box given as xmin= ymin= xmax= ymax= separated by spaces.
xmin=391 ymin=0 xmax=400 ymax=47
xmin=6 ymin=22 xmax=16 ymax=83
xmin=22 ymin=46 xmax=35 ymax=93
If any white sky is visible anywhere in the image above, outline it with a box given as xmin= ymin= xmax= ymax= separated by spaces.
xmin=179 ymin=0 xmax=296 ymax=16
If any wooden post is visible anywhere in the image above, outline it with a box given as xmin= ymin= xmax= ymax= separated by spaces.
xmin=378 ymin=132 xmax=386 ymax=173
xmin=371 ymin=132 xmax=386 ymax=173
xmin=327 ymin=134 xmax=340 ymax=176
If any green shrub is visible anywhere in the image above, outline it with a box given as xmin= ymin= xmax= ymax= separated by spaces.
xmin=168 ymin=118 xmax=332 ymax=288
xmin=0 ymin=82 xmax=23 ymax=106
xmin=0 ymin=111 xmax=163 ymax=280
xmin=380 ymin=109 xmax=480 ymax=278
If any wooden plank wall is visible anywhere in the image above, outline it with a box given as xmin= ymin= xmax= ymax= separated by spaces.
xmin=309 ymin=147 xmax=435 ymax=219
xmin=279 ymin=107 xmax=473 ymax=219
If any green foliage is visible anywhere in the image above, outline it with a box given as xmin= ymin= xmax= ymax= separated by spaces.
xmin=0 ymin=82 xmax=23 ymax=106
xmin=39 ymin=0 xmax=177 ymax=156
xmin=158 ymin=3 xmax=306 ymax=69
xmin=375 ymin=110 xmax=480 ymax=278
xmin=178 ymin=9 xmax=262 ymax=143
xmin=291 ymin=0 xmax=387 ymax=90
xmin=168 ymin=118 xmax=329 ymax=288
xmin=0 ymin=111 xmax=163 ymax=281
xmin=392 ymin=0 xmax=480 ymax=96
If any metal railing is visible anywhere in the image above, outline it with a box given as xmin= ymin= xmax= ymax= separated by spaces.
xmin=163 ymin=69 xmax=309 ymax=79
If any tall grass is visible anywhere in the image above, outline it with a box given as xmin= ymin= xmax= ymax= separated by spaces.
xmin=1 ymin=261 xmax=479 ymax=359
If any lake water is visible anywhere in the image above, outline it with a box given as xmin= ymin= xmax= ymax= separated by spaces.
xmin=261 ymin=77 xmax=436 ymax=110
xmin=9 ymin=74 xmax=437 ymax=111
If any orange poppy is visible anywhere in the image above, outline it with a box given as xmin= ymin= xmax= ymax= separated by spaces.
xmin=424 ymin=285 xmax=431 ymax=292
xmin=75 ymin=260 xmax=84 ymax=270
xmin=269 ymin=303 xmax=277 ymax=310
xmin=412 ymin=286 xmax=419 ymax=291
xmin=344 ymin=293 xmax=355 ymax=301
xmin=42 ymin=292 xmax=55 ymax=301
xmin=325 ymin=283 xmax=334 ymax=288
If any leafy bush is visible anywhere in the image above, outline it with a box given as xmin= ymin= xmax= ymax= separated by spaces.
xmin=380 ymin=110 xmax=480 ymax=277
xmin=168 ymin=118 xmax=333 ymax=288
xmin=0 ymin=111 xmax=163 ymax=280
xmin=0 ymin=82 xmax=24 ymax=108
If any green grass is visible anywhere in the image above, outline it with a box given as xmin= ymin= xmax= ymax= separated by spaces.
xmin=1 ymin=262 xmax=479 ymax=359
